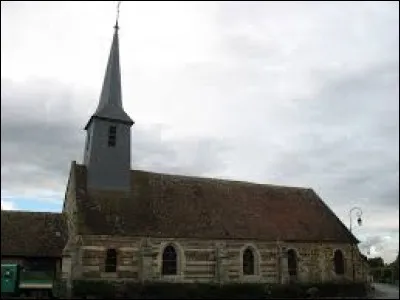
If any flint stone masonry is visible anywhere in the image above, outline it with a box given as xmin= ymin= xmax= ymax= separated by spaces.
xmin=61 ymin=235 xmax=367 ymax=284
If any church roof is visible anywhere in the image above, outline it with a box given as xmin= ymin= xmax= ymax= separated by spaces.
xmin=73 ymin=163 xmax=358 ymax=243
xmin=1 ymin=211 xmax=67 ymax=257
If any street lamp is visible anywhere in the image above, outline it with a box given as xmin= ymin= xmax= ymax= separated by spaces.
xmin=349 ymin=207 xmax=363 ymax=281
xmin=349 ymin=207 xmax=363 ymax=232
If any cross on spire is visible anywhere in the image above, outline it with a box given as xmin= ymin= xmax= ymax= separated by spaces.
xmin=114 ymin=1 xmax=122 ymax=30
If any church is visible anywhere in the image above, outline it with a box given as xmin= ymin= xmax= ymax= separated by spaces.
xmin=1 ymin=19 xmax=368 ymax=289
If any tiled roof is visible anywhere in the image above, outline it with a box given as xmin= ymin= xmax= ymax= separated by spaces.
xmin=73 ymin=163 xmax=357 ymax=243
xmin=1 ymin=211 xmax=67 ymax=257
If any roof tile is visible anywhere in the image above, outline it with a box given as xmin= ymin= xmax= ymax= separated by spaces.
xmin=1 ymin=211 xmax=67 ymax=257
xmin=74 ymin=164 xmax=356 ymax=243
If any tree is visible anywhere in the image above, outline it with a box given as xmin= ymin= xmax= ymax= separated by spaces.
xmin=368 ymin=257 xmax=385 ymax=268
xmin=390 ymin=252 xmax=399 ymax=267
xmin=389 ymin=252 xmax=399 ymax=282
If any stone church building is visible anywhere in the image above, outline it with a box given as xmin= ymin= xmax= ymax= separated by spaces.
xmin=2 ymin=22 xmax=368 ymax=288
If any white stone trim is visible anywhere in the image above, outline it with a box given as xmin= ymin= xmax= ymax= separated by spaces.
xmin=186 ymin=261 xmax=216 ymax=266
xmin=82 ymin=265 xmax=100 ymax=271
xmin=239 ymin=243 xmax=261 ymax=278
xmin=286 ymin=247 xmax=300 ymax=258
xmin=117 ymin=265 xmax=137 ymax=271
xmin=285 ymin=247 xmax=300 ymax=282
xmin=332 ymin=247 xmax=346 ymax=276
xmin=119 ymin=247 xmax=138 ymax=252
xmin=158 ymin=241 xmax=186 ymax=280
xmin=81 ymin=245 xmax=106 ymax=251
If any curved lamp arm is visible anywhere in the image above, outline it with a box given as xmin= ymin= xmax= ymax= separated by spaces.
xmin=349 ymin=206 xmax=363 ymax=232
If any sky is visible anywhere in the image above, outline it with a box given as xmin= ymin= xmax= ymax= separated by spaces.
xmin=1 ymin=1 xmax=399 ymax=263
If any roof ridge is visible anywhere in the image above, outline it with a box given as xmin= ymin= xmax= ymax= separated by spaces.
xmin=74 ymin=163 xmax=310 ymax=190
xmin=133 ymin=169 xmax=310 ymax=190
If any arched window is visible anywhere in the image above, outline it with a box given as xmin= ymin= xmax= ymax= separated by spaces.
xmin=162 ymin=245 xmax=177 ymax=275
xmin=105 ymin=249 xmax=117 ymax=273
xmin=243 ymin=248 xmax=255 ymax=275
xmin=287 ymin=249 xmax=298 ymax=278
xmin=334 ymin=249 xmax=345 ymax=275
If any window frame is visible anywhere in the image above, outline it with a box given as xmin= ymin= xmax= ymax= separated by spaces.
xmin=105 ymin=248 xmax=117 ymax=273
xmin=240 ymin=244 xmax=260 ymax=278
xmin=334 ymin=249 xmax=345 ymax=275
xmin=161 ymin=245 xmax=178 ymax=276
xmin=108 ymin=125 xmax=117 ymax=147
xmin=287 ymin=249 xmax=298 ymax=277
xmin=242 ymin=247 xmax=255 ymax=276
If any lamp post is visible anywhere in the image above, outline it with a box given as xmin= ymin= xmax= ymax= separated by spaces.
xmin=349 ymin=207 xmax=363 ymax=281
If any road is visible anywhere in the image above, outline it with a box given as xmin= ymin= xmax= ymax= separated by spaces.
xmin=371 ymin=283 xmax=399 ymax=299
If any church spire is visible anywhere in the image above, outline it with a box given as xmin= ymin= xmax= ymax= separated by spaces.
xmin=83 ymin=2 xmax=133 ymax=192
xmin=84 ymin=1 xmax=133 ymax=130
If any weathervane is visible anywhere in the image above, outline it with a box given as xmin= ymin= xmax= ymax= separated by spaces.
xmin=115 ymin=1 xmax=122 ymax=30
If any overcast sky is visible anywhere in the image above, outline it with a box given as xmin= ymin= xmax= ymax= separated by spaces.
xmin=1 ymin=1 xmax=399 ymax=263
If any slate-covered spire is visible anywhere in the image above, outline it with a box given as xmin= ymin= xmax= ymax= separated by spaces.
xmin=85 ymin=22 xmax=133 ymax=129
xmin=83 ymin=9 xmax=134 ymax=192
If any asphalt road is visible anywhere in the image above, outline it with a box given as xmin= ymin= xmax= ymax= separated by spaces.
xmin=372 ymin=283 xmax=399 ymax=299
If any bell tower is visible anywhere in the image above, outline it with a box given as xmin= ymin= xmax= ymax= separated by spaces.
xmin=83 ymin=16 xmax=134 ymax=192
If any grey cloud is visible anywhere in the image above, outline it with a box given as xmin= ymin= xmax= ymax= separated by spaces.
xmin=174 ymin=53 xmax=399 ymax=213
xmin=359 ymin=236 xmax=386 ymax=254
xmin=359 ymin=234 xmax=399 ymax=262
xmin=132 ymin=129 xmax=231 ymax=177
xmin=261 ymin=63 xmax=399 ymax=209
xmin=1 ymin=79 xmax=231 ymax=196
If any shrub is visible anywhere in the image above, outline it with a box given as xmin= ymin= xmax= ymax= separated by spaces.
xmin=72 ymin=280 xmax=116 ymax=298
xmin=70 ymin=280 xmax=368 ymax=299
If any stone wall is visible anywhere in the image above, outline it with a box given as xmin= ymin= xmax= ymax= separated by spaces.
xmin=62 ymin=162 xmax=78 ymax=242
xmin=65 ymin=235 xmax=367 ymax=284
xmin=61 ymin=161 xmax=83 ymax=296
xmin=80 ymin=244 xmax=140 ymax=280
xmin=282 ymin=242 xmax=357 ymax=283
